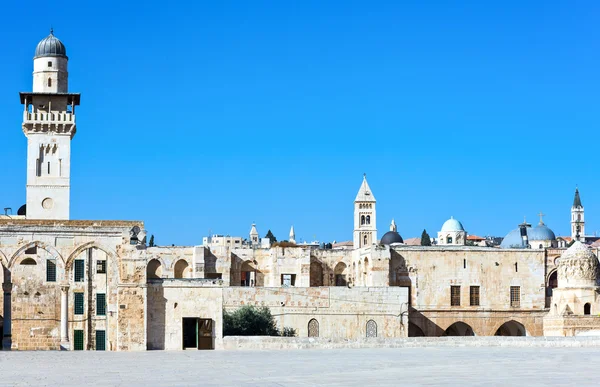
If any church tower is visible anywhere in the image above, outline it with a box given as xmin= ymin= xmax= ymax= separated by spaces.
xmin=21 ymin=30 xmax=79 ymax=219
xmin=571 ymin=188 xmax=585 ymax=242
xmin=353 ymin=174 xmax=377 ymax=249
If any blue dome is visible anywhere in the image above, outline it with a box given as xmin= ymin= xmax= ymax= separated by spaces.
xmin=34 ymin=30 xmax=67 ymax=59
xmin=381 ymin=231 xmax=403 ymax=245
xmin=500 ymin=223 xmax=556 ymax=248
xmin=441 ymin=217 xmax=465 ymax=232
xmin=528 ymin=224 xmax=556 ymax=241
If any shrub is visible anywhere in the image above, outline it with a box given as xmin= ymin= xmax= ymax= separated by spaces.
xmin=223 ymin=306 xmax=279 ymax=336
xmin=280 ymin=327 xmax=297 ymax=337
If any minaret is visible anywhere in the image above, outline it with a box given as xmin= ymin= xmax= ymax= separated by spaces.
xmin=289 ymin=225 xmax=296 ymax=244
xmin=353 ymin=174 xmax=377 ymax=249
xmin=21 ymin=30 xmax=79 ymax=219
xmin=249 ymin=223 xmax=259 ymax=245
xmin=571 ymin=188 xmax=585 ymax=242
xmin=390 ymin=219 xmax=397 ymax=232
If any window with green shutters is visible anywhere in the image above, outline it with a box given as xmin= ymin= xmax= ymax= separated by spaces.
xmin=74 ymin=330 xmax=84 ymax=350
xmin=97 ymin=293 xmax=106 ymax=316
xmin=96 ymin=330 xmax=106 ymax=351
xmin=74 ymin=259 xmax=84 ymax=282
xmin=74 ymin=292 xmax=84 ymax=315
xmin=46 ymin=259 xmax=56 ymax=282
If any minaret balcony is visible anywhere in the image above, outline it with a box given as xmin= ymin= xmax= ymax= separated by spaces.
xmin=22 ymin=111 xmax=76 ymax=136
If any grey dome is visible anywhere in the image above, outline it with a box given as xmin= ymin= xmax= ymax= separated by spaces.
xmin=500 ymin=227 xmax=528 ymax=248
xmin=381 ymin=231 xmax=403 ymax=245
xmin=34 ymin=30 xmax=67 ymax=59
xmin=528 ymin=224 xmax=556 ymax=241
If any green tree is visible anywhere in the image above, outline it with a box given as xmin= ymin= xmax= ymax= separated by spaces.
xmin=265 ymin=230 xmax=277 ymax=244
xmin=421 ymin=229 xmax=432 ymax=246
xmin=149 ymin=235 xmax=155 ymax=247
xmin=223 ymin=306 xmax=279 ymax=336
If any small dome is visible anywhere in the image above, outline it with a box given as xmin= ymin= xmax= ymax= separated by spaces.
xmin=35 ymin=30 xmax=67 ymax=59
xmin=441 ymin=217 xmax=465 ymax=232
xmin=381 ymin=231 xmax=403 ymax=245
xmin=528 ymin=223 xmax=556 ymax=241
xmin=557 ymin=241 xmax=598 ymax=287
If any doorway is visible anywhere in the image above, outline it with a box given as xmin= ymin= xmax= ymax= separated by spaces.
xmin=182 ymin=318 xmax=215 ymax=350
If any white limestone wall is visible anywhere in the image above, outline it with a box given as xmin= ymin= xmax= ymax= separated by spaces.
xmin=33 ymin=57 xmax=68 ymax=93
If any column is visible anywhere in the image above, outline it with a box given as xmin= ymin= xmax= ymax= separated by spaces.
xmin=60 ymin=284 xmax=69 ymax=350
xmin=2 ymin=282 xmax=12 ymax=350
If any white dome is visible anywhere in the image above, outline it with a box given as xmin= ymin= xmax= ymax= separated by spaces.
xmin=441 ymin=217 xmax=465 ymax=232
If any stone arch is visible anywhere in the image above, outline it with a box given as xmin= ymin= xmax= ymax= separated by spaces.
xmin=65 ymin=241 xmax=117 ymax=272
xmin=494 ymin=320 xmax=527 ymax=336
xmin=173 ymin=259 xmax=190 ymax=279
xmin=9 ymin=241 xmax=63 ymax=269
xmin=310 ymin=258 xmax=324 ymax=287
xmin=308 ymin=318 xmax=319 ymax=337
xmin=0 ymin=248 xmax=9 ymax=270
xmin=408 ymin=321 xmax=425 ymax=337
xmin=147 ymin=259 xmax=163 ymax=280
xmin=333 ymin=261 xmax=348 ymax=286
xmin=366 ymin=319 xmax=377 ymax=338
xmin=443 ymin=321 xmax=475 ymax=336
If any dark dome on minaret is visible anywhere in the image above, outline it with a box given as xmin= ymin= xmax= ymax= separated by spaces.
xmin=34 ymin=29 xmax=67 ymax=59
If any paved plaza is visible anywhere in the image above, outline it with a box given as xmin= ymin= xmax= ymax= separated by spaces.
xmin=0 ymin=347 xmax=598 ymax=386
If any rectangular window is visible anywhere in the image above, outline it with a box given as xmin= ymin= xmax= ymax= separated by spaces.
xmin=96 ymin=260 xmax=106 ymax=274
xmin=46 ymin=259 xmax=56 ymax=282
xmin=74 ymin=330 xmax=84 ymax=351
xmin=450 ymin=286 xmax=461 ymax=306
xmin=470 ymin=286 xmax=480 ymax=306
xmin=95 ymin=330 xmax=106 ymax=351
xmin=74 ymin=259 xmax=84 ymax=282
xmin=96 ymin=293 xmax=106 ymax=316
xmin=510 ymin=286 xmax=520 ymax=308
xmin=47 ymin=61 xmax=52 ymax=67
xmin=74 ymin=292 xmax=84 ymax=315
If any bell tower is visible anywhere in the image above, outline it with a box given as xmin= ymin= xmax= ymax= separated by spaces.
xmin=21 ymin=30 xmax=80 ymax=220
xmin=353 ymin=174 xmax=377 ymax=249
xmin=571 ymin=187 xmax=585 ymax=242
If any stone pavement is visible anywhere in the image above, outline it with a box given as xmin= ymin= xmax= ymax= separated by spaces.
xmin=0 ymin=347 xmax=598 ymax=386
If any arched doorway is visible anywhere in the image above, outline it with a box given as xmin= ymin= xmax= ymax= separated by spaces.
xmin=174 ymin=259 xmax=189 ymax=279
xmin=147 ymin=259 xmax=163 ymax=280
xmin=308 ymin=319 xmax=319 ymax=337
xmin=495 ymin=320 xmax=527 ymax=336
xmin=584 ymin=303 xmax=591 ymax=315
xmin=334 ymin=262 xmax=347 ymax=286
xmin=408 ymin=322 xmax=425 ymax=337
xmin=443 ymin=322 xmax=475 ymax=336
xmin=310 ymin=259 xmax=324 ymax=287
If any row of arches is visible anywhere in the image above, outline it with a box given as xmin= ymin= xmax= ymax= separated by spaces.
xmin=146 ymin=259 xmax=191 ymax=280
xmin=408 ymin=320 xmax=528 ymax=337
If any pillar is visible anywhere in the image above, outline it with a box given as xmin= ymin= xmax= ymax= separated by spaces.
xmin=60 ymin=284 xmax=70 ymax=350
xmin=2 ymin=282 xmax=12 ymax=350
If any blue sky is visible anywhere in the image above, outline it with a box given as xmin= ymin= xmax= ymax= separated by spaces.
xmin=1 ymin=1 xmax=598 ymax=245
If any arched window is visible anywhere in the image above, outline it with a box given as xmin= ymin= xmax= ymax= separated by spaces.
xmin=147 ymin=259 xmax=162 ymax=280
xmin=48 ymin=78 xmax=52 ymax=87
xmin=584 ymin=303 xmax=591 ymax=315
xmin=363 ymin=235 xmax=368 ymax=246
xmin=361 ymin=215 xmax=365 ymax=225
xmin=308 ymin=319 xmax=319 ymax=337
xmin=366 ymin=320 xmax=377 ymax=338
xmin=578 ymin=214 xmax=581 ymax=221
xmin=366 ymin=215 xmax=370 ymax=225
xmin=174 ymin=259 xmax=189 ymax=279
xmin=447 ymin=236 xmax=453 ymax=244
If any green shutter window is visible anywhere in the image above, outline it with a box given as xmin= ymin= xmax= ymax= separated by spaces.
xmin=95 ymin=330 xmax=106 ymax=351
xmin=46 ymin=259 xmax=56 ymax=282
xmin=96 ymin=260 xmax=106 ymax=274
xmin=96 ymin=293 xmax=106 ymax=316
xmin=74 ymin=259 xmax=85 ymax=282
xmin=74 ymin=292 xmax=84 ymax=315
xmin=74 ymin=330 xmax=84 ymax=351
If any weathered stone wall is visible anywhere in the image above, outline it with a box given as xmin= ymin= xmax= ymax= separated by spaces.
xmin=223 ymin=287 xmax=409 ymax=339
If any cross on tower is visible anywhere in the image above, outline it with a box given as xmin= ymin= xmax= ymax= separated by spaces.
xmin=538 ymin=211 xmax=545 ymax=225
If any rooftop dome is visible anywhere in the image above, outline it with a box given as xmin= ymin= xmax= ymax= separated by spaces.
xmin=528 ymin=223 xmax=556 ymax=241
xmin=34 ymin=29 xmax=67 ymax=59
xmin=441 ymin=217 xmax=465 ymax=232
xmin=500 ymin=227 xmax=529 ymax=248
xmin=381 ymin=231 xmax=403 ymax=245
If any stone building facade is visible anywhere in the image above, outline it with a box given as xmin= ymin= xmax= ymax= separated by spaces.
xmin=1 ymin=32 xmax=599 ymax=351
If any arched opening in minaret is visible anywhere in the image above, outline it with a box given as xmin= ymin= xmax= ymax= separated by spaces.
xmin=366 ymin=215 xmax=370 ymax=225
xmin=361 ymin=215 xmax=365 ymax=225
xmin=47 ymin=78 xmax=52 ymax=87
